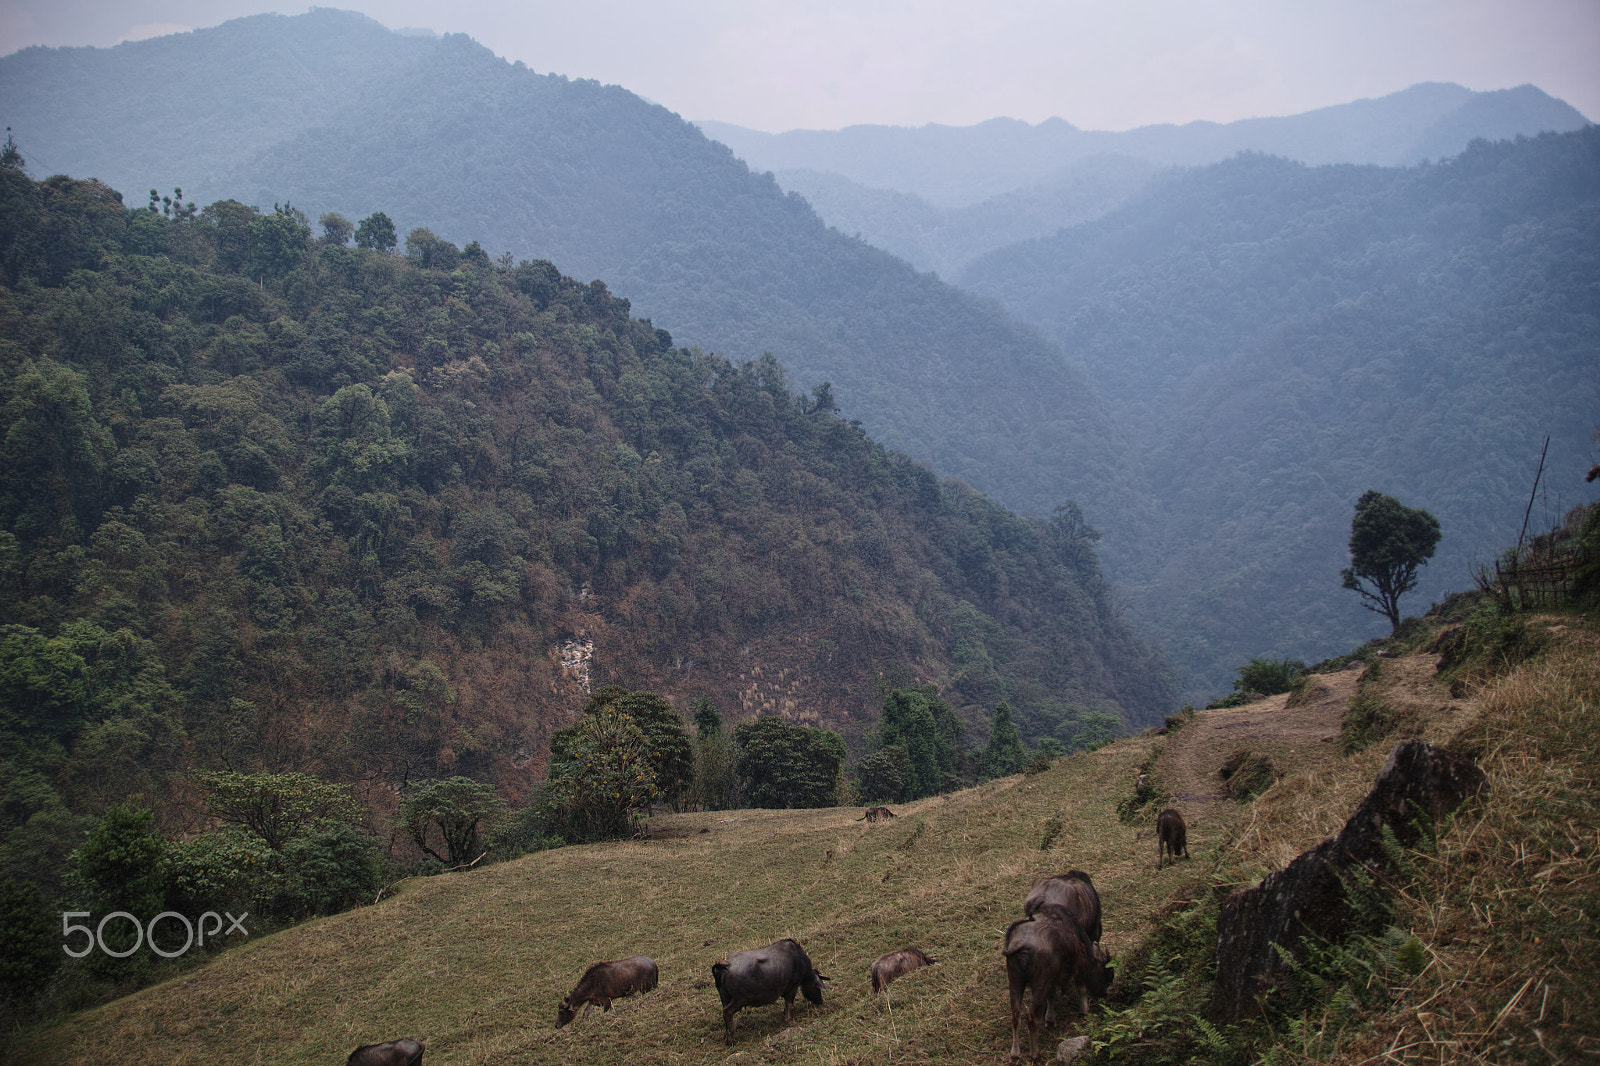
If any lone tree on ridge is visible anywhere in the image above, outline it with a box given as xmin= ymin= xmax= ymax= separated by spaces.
xmin=1341 ymin=490 xmax=1441 ymax=633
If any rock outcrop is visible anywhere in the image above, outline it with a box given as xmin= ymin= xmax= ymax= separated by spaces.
xmin=1211 ymin=740 xmax=1486 ymax=1022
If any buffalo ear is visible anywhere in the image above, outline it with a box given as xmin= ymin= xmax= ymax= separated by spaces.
xmin=816 ymin=973 xmax=831 ymax=983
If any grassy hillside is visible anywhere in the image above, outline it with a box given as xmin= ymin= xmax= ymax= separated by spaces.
xmin=12 ymin=605 xmax=1592 ymax=1064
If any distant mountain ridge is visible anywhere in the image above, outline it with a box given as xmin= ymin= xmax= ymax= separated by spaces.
xmin=697 ymin=83 xmax=1591 ymax=208
xmin=699 ymin=83 xmax=1591 ymax=278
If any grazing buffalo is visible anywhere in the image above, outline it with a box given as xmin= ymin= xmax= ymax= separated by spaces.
xmin=557 ymin=955 xmax=659 ymax=1027
xmin=870 ymin=947 xmax=937 ymax=992
xmin=1023 ymin=871 xmax=1103 ymax=943
xmin=346 ymin=1039 xmax=424 ymax=1066
xmin=1157 ymin=808 xmax=1189 ymax=868
xmin=1003 ymin=905 xmax=1113 ymax=1062
xmin=711 ymin=938 xmax=829 ymax=1044
xmin=857 ymin=805 xmax=896 ymax=823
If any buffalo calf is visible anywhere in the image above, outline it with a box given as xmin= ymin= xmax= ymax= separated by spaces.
xmin=1157 ymin=808 xmax=1189 ymax=868
xmin=557 ymin=955 xmax=659 ymax=1028
xmin=346 ymin=1039 xmax=424 ymax=1066
xmin=870 ymin=947 xmax=936 ymax=992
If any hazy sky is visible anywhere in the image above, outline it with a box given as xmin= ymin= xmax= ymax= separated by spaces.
xmin=3 ymin=1 xmax=1596 ymax=132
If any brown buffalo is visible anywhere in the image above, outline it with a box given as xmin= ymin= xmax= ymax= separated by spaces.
xmin=346 ymin=1039 xmax=424 ymax=1066
xmin=556 ymin=955 xmax=659 ymax=1027
xmin=1022 ymin=871 xmax=1103 ymax=943
xmin=1002 ymin=905 xmax=1113 ymax=1062
xmin=870 ymin=947 xmax=937 ymax=992
xmin=856 ymin=805 xmax=896 ymax=823
xmin=711 ymin=938 xmax=829 ymax=1044
xmin=1157 ymin=808 xmax=1189 ymax=868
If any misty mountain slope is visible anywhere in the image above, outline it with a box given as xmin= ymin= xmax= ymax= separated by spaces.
xmin=0 ymin=9 xmax=426 ymax=188
xmin=698 ymin=83 xmax=1590 ymax=209
xmin=959 ymin=130 xmax=1600 ymax=692
xmin=0 ymin=7 xmax=1126 ymax=525
xmin=775 ymin=154 xmax=1162 ymax=277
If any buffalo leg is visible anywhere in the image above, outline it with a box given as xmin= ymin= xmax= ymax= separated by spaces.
xmin=723 ymin=1006 xmax=739 ymax=1045
xmin=1007 ymin=974 xmax=1026 ymax=1062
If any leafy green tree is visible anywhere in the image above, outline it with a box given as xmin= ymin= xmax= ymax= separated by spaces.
xmin=581 ymin=686 xmax=694 ymax=808
xmin=405 ymin=227 xmax=460 ymax=270
xmin=981 ymin=702 xmax=1028 ymax=780
xmin=693 ymin=695 xmax=721 ymax=739
xmin=0 ymin=130 xmax=23 ymax=172
xmin=400 ymin=777 xmax=503 ymax=866
xmin=318 ymin=211 xmax=353 ymax=246
xmin=690 ymin=697 xmax=733 ymax=810
xmin=1341 ymin=490 xmax=1442 ymax=633
xmin=354 ymin=211 xmax=396 ymax=252
xmin=247 ymin=203 xmax=309 ymax=279
xmin=732 ymin=716 xmax=844 ymax=809
xmin=0 ymin=877 xmax=58 ymax=1002
xmin=273 ymin=823 xmax=383 ymax=914
xmin=545 ymin=709 xmax=658 ymax=841
xmin=164 ymin=825 xmax=273 ymax=915
xmin=1 ymin=359 xmax=114 ymax=542
xmin=878 ymin=686 xmax=964 ymax=798
xmin=1036 ymin=737 xmax=1066 ymax=759
xmin=194 ymin=770 xmax=363 ymax=851
xmin=1067 ymin=710 xmax=1121 ymax=753
xmin=854 ymin=745 xmax=910 ymax=803
xmin=69 ymin=803 xmax=167 ymax=966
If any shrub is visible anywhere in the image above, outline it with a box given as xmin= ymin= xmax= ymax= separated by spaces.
xmin=1233 ymin=657 xmax=1306 ymax=697
xmin=270 ymin=824 xmax=385 ymax=917
xmin=1219 ymin=749 xmax=1277 ymax=801
xmin=165 ymin=826 xmax=275 ymax=915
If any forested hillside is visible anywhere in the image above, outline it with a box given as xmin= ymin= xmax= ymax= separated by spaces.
xmin=960 ymin=129 xmax=1600 ymax=691
xmin=0 ymin=8 xmax=1124 ymax=518
xmin=0 ymin=163 xmax=1173 ymax=889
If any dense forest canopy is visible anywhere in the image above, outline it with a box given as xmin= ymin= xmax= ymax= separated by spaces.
xmin=961 ymin=129 xmax=1600 ymax=692
xmin=0 ymin=163 xmax=1173 ymax=899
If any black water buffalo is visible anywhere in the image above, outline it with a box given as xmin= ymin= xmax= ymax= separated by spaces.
xmin=1022 ymin=870 xmax=1103 ymax=943
xmin=870 ymin=946 xmax=937 ymax=992
xmin=1003 ymin=905 xmax=1113 ymax=1062
xmin=1157 ymin=808 xmax=1189 ymax=868
xmin=711 ymin=938 xmax=829 ymax=1044
xmin=345 ymin=1039 xmax=424 ymax=1066
xmin=556 ymin=955 xmax=659 ymax=1027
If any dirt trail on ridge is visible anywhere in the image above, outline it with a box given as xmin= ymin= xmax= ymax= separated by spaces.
xmin=1156 ymin=664 xmax=1365 ymax=816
